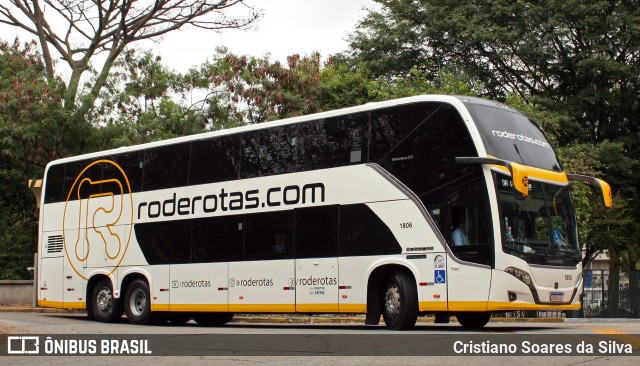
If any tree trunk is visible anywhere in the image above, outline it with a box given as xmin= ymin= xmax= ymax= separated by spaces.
xmin=33 ymin=0 xmax=55 ymax=79
xmin=607 ymin=250 xmax=621 ymax=317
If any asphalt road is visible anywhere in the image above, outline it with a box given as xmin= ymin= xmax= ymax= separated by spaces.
xmin=1 ymin=312 xmax=639 ymax=365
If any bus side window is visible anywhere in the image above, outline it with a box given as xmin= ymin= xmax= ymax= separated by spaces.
xmin=339 ymin=204 xmax=401 ymax=256
xmin=44 ymin=164 xmax=65 ymax=203
xmin=62 ymin=159 xmax=103 ymax=200
xmin=190 ymin=135 xmax=241 ymax=184
xmin=142 ymin=144 xmax=190 ymax=191
xmin=106 ymin=151 xmax=144 ymax=193
xmin=297 ymin=114 xmax=368 ymax=172
xmin=191 ymin=216 xmax=243 ymax=263
xmin=241 ymin=126 xmax=297 ymax=178
xmin=295 ymin=206 xmax=339 ymax=259
xmin=244 ymin=211 xmax=294 ymax=261
xmin=135 ymin=220 xmax=192 ymax=265
xmin=446 ymin=179 xmax=493 ymax=265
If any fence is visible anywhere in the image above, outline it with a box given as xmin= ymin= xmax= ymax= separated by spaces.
xmin=579 ymin=269 xmax=640 ymax=318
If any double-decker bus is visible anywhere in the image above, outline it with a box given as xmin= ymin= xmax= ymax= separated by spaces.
xmin=36 ymin=95 xmax=611 ymax=330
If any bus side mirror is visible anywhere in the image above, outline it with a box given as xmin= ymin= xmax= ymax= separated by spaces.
xmin=455 ymin=157 xmax=529 ymax=199
xmin=509 ymin=162 xmax=529 ymax=200
xmin=567 ymin=174 xmax=613 ymax=208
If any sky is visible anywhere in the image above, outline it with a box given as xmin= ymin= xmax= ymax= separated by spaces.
xmin=1 ymin=0 xmax=376 ymax=75
xmin=153 ymin=0 xmax=376 ymax=72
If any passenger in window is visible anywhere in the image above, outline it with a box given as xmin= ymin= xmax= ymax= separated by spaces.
xmin=451 ymin=210 xmax=470 ymax=246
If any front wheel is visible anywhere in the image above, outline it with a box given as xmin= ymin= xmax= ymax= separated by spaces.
xmin=456 ymin=312 xmax=492 ymax=329
xmin=124 ymin=279 xmax=152 ymax=325
xmin=91 ymin=279 xmax=123 ymax=323
xmin=381 ymin=272 xmax=418 ymax=330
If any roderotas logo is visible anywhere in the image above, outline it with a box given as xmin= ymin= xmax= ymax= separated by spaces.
xmin=62 ymin=160 xmax=134 ymax=280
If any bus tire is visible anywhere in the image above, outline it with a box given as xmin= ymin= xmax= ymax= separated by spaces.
xmin=91 ymin=279 xmax=123 ymax=323
xmin=381 ymin=272 xmax=418 ymax=330
xmin=456 ymin=312 xmax=491 ymax=329
xmin=124 ymin=279 xmax=152 ymax=325
xmin=193 ymin=313 xmax=234 ymax=327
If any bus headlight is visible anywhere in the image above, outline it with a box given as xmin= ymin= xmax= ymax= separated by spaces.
xmin=505 ymin=267 xmax=533 ymax=286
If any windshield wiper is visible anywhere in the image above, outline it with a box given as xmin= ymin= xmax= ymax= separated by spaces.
xmin=514 ymin=143 xmax=525 ymax=164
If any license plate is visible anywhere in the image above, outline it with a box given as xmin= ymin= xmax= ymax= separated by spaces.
xmin=550 ymin=293 xmax=564 ymax=302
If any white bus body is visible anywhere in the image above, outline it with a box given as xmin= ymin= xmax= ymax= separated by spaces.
xmin=37 ymin=95 xmax=607 ymax=329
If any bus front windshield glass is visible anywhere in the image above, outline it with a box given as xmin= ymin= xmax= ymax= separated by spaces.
xmin=494 ymin=173 xmax=580 ymax=266
xmin=466 ymin=102 xmax=561 ymax=172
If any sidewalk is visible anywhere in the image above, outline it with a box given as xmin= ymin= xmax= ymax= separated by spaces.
xmin=0 ymin=304 xmax=565 ymax=323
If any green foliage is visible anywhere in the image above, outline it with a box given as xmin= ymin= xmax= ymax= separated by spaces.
xmin=350 ymin=0 xmax=640 ymax=142
xmin=186 ymin=48 xmax=326 ymax=124
xmin=0 ymin=39 xmax=66 ymax=279
xmin=91 ymin=49 xmax=215 ymax=148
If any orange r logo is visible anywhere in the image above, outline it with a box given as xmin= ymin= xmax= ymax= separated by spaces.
xmin=62 ymin=160 xmax=134 ymax=280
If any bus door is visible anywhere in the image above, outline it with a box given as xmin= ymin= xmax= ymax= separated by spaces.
xmin=228 ymin=211 xmax=296 ymax=313
xmin=445 ymin=203 xmax=493 ymax=312
xmin=169 ymin=217 xmax=241 ymax=313
xmin=294 ymin=206 xmax=340 ymax=313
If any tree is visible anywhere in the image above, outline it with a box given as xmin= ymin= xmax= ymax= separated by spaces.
xmin=0 ymin=39 xmax=65 ymax=279
xmin=0 ymin=0 xmax=261 ymax=141
xmin=348 ymin=0 xmax=640 ymax=145
xmin=91 ymin=49 xmax=215 ymax=148
xmin=186 ymin=49 xmax=326 ymax=124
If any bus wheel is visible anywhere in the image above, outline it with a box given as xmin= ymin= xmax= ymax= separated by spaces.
xmin=124 ymin=279 xmax=152 ymax=325
xmin=91 ymin=279 xmax=123 ymax=323
xmin=456 ymin=312 xmax=491 ymax=329
xmin=193 ymin=313 xmax=234 ymax=327
xmin=381 ymin=272 xmax=418 ymax=330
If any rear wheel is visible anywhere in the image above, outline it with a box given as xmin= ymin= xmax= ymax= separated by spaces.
xmin=381 ymin=272 xmax=418 ymax=330
xmin=193 ymin=313 xmax=234 ymax=327
xmin=91 ymin=279 xmax=123 ymax=323
xmin=124 ymin=279 xmax=152 ymax=325
xmin=456 ymin=312 xmax=491 ymax=329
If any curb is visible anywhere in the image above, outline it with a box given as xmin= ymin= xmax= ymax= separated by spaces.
xmin=0 ymin=307 xmax=565 ymax=323
xmin=0 ymin=307 xmax=85 ymax=314
xmin=230 ymin=316 xmax=566 ymax=324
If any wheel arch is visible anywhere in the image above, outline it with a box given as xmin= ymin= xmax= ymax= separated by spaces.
xmin=365 ymin=262 xmax=419 ymax=325
xmin=86 ymin=273 xmax=113 ymax=320
xmin=119 ymin=270 xmax=152 ymax=301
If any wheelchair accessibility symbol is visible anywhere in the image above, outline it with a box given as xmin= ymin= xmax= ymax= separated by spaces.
xmin=435 ymin=270 xmax=446 ymax=284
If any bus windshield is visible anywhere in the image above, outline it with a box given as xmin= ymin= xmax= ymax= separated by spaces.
xmin=494 ymin=172 xmax=580 ymax=266
xmin=466 ymin=102 xmax=561 ymax=172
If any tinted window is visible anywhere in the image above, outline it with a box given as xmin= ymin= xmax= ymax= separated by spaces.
xmin=44 ymin=164 xmax=65 ymax=203
xmin=240 ymin=126 xmax=297 ymax=178
xmin=467 ymin=103 xmax=561 ymax=171
xmin=371 ymin=103 xmax=477 ymax=199
xmin=143 ymin=144 xmax=190 ymax=191
xmin=244 ymin=211 xmax=294 ymax=260
xmin=295 ymin=206 xmax=338 ymax=258
xmin=190 ymin=135 xmax=240 ymax=185
xmin=63 ymin=160 xmax=103 ymax=201
xmin=192 ymin=216 xmax=243 ymax=263
xmin=134 ymin=219 xmax=192 ymax=264
xmin=339 ymin=204 xmax=401 ymax=256
xmin=105 ymin=151 xmax=144 ymax=193
xmin=297 ymin=114 xmax=368 ymax=171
